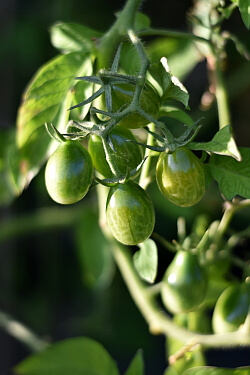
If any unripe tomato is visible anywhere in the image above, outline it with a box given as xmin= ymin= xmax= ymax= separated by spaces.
xmin=212 ymin=282 xmax=250 ymax=334
xmin=161 ymin=250 xmax=207 ymax=314
xmin=45 ymin=140 xmax=93 ymax=204
xmin=106 ymin=180 xmax=155 ymax=245
xmin=88 ymin=127 xmax=143 ymax=178
xmin=96 ymin=83 xmax=160 ymax=129
xmin=156 ymin=147 xmax=206 ymax=207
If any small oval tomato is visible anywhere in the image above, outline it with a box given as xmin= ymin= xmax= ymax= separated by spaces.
xmin=161 ymin=250 xmax=207 ymax=314
xmin=88 ymin=127 xmax=143 ymax=178
xmin=212 ymin=282 xmax=250 ymax=334
xmin=156 ymin=147 xmax=206 ymax=207
xmin=106 ymin=180 xmax=155 ymax=245
xmin=45 ymin=140 xmax=93 ymax=204
xmin=96 ymin=83 xmax=160 ymax=129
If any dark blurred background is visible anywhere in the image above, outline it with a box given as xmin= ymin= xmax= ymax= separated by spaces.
xmin=0 ymin=0 xmax=250 ymax=374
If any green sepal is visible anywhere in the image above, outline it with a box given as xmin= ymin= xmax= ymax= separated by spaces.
xmin=45 ymin=123 xmax=67 ymax=143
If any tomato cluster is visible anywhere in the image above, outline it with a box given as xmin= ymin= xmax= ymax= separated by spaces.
xmin=44 ymin=79 xmax=249 ymax=338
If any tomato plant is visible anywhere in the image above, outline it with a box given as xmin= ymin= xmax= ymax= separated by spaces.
xmin=106 ymin=180 xmax=155 ymax=245
xmin=45 ymin=140 xmax=93 ymax=204
xmin=156 ymin=147 xmax=206 ymax=207
xmin=88 ymin=127 xmax=143 ymax=178
xmin=161 ymin=250 xmax=207 ymax=314
xmin=2 ymin=0 xmax=250 ymax=374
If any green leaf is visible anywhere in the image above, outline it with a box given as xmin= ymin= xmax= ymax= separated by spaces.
xmin=0 ymin=129 xmax=19 ymax=206
xmin=124 ymin=350 xmax=144 ymax=375
xmin=17 ymin=52 xmax=92 ymax=148
xmin=159 ymin=106 xmax=194 ymax=127
xmin=134 ymin=12 xmax=151 ymax=30
xmin=183 ymin=366 xmax=250 ymax=375
xmin=74 ymin=208 xmax=115 ymax=288
xmin=209 ymin=147 xmax=250 ymax=200
xmin=147 ymin=58 xmax=189 ymax=108
xmin=148 ymin=38 xmax=201 ymax=81
xmin=133 ymin=239 xmax=158 ymax=283
xmin=50 ymin=22 xmax=102 ymax=53
xmin=188 ymin=125 xmax=242 ymax=161
xmin=238 ymin=0 xmax=250 ymax=29
xmin=15 ymin=52 xmax=93 ymax=191
xmin=164 ymin=367 xmax=179 ymax=375
xmin=14 ymin=337 xmax=120 ymax=375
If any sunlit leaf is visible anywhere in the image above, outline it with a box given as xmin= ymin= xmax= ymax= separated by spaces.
xmin=147 ymin=58 xmax=189 ymax=108
xmin=238 ymin=0 xmax=250 ymax=29
xmin=148 ymin=38 xmax=201 ymax=81
xmin=209 ymin=147 xmax=250 ymax=200
xmin=14 ymin=337 xmax=120 ymax=375
xmin=188 ymin=125 xmax=241 ymax=161
xmin=50 ymin=22 xmax=102 ymax=53
xmin=17 ymin=52 xmax=92 ymax=148
xmin=15 ymin=52 xmax=93 ymax=192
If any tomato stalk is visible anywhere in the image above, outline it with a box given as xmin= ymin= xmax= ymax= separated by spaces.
xmin=212 ymin=199 xmax=250 ymax=252
xmin=101 ymin=136 xmax=122 ymax=178
xmin=96 ymin=0 xmax=143 ymax=68
xmin=209 ymin=49 xmax=232 ymax=129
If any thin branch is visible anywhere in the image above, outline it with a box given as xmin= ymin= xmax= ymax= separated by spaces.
xmin=0 ymin=311 xmax=48 ymax=352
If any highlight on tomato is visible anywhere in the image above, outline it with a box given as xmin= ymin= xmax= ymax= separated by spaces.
xmin=106 ymin=180 xmax=155 ymax=245
xmin=156 ymin=147 xmax=206 ymax=207
xmin=45 ymin=140 xmax=93 ymax=205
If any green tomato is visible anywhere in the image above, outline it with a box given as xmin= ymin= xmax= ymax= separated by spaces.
xmin=212 ymin=282 xmax=250 ymax=334
xmin=161 ymin=250 xmax=207 ymax=314
xmin=88 ymin=127 xmax=143 ymax=178
xmin=45 ymin=140 xmax=93 ymax=204
xmin=156 ymin=147 xmax=206 ymax=207
xmin=106 ymin=180 xmax=155 ymax=245
xmin=96 ymin=83 xmax=160 ymax=129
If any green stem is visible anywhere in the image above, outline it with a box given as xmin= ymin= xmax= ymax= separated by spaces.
xmin=139 ymin=28 xmax=210 ymax=45
xmin=0 ymin=206 xmax=83 ymax=244
xmin=213 ymin=55 xmax=231 ymax=128
xmin=212 ymin=199 xmax=250 ymax=251
xmin=97 ymin=0 xmax=143 ymax=68
xmin=0 ymin=311 xmax=48 ymax=352
xmin=101 ymin=136 xmax=121 ymax=177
